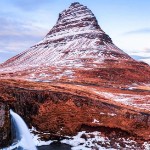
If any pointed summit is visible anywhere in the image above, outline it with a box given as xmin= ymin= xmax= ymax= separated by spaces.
xmin=47 ymin=1 xmax=103 ymax=37
xmin=70 ymin=2 xmax=80 ymax=6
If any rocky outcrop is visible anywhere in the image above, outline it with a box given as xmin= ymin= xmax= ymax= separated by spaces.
xmin=0 ymin=102 xmax=11 ymax=147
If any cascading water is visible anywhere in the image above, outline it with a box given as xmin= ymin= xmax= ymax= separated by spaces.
xmin=9 ymin=109 xmax=37 ymax=150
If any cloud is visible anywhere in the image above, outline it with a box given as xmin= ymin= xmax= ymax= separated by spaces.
xmin=130 ymin=47 xmax=150 ymax=54
xmin=124 ymin=28 xmax=150 ymax=35
xmin=129 ymin=48 xmax=150 ymax=65
xmin=0 ymin=0 xmax=57 ymax=62
xmin=0 ymin=50 xmax=17 ymax=63
xmin=0 ymin=16 xmax=48 ymax=53
xmin=139 ymin=58 xmax=150 ymax=65
xmin=143 ymin=48 xmax=150 ymax=53
xmin=130 ymin=49 xmax=150 ymax=58
xmin=0 ymin=16 xmax=47 ymax=37
xmin=3 ymin=0 xmax=52 ymax=11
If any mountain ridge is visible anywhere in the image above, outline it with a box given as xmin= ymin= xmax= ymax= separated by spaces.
xmin=0 ymin=2 xmax=133 ymax=72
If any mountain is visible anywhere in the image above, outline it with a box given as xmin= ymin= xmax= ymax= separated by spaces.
xmin=1 ymin=2 xmax=150 ymax=85
xmin=0 ymin=2 xmax=149 ymax=83
xmin=0 ymin=2 xmax=132 ymax=70
xmin=0 ymin=2 xmax=150 ymax=149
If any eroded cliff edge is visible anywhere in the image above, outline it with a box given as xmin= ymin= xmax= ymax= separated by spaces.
xmin=0 ymin=79 xmax=150 ymax=148
xmin=0 ymin=102 xmax=11 ymax=147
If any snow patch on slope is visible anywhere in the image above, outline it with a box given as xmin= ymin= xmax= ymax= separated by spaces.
xmin=93 ymin=89 xmax=150 ymax=110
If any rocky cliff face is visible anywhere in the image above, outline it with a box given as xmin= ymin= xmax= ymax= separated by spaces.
xmin=0 ymin=80 xmax=150 ymax=149
xmin=0 ymin=102 xmax=11 ymax=147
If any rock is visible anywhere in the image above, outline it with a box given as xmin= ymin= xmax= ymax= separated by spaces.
xmin=0 ymin=102 xmax=11 ymax=147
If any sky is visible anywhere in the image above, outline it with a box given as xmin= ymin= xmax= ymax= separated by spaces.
xmin=0 ymin=0 xmax=150 ymax=63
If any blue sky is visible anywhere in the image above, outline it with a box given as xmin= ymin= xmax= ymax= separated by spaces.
xmin=0 ymin=0 xmax=150 ymax=63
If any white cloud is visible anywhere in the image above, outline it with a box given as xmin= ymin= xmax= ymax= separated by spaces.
xmin=140 ymin=58 xmax=150 ymax=65
xmin=114 ymin=33 xmax=150 ymax=55
xmin=124 ymin=28 xmax=150 ymax=35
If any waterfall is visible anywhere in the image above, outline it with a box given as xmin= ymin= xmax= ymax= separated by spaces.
xmin=10 ymin=109 xmax=37 ymax=150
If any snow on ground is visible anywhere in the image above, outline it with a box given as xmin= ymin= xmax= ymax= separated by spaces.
xmin=61 ymin=131 xmax=113 ymax=150
xmin=143 ymin=142 xmax=150 ymax=150
xmin=61 ymin=131 xmax=149 ymax=150
xmin=93 ymin=89 xmax=150 ymax=110
xmin=92 ymin=119 xmax=100 ymax=123
xmin=30 ymin=127 xmax=54 ymax=146
xmin=30 ymin=127 xmax=150 ymax=150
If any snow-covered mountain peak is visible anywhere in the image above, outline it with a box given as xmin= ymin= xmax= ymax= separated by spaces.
xmin=0 ymin=2 xmax=133 ymax=74
xmin=46 ymin=2 xmax=104 ymax=39
xmin=56 ymin=2 xmax=98 ymax=28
